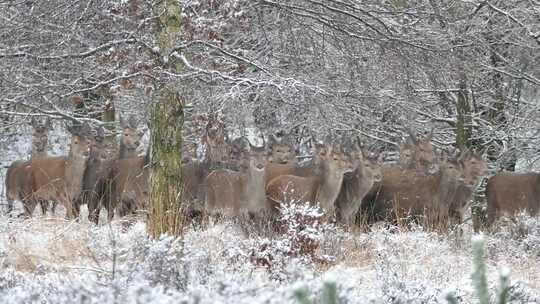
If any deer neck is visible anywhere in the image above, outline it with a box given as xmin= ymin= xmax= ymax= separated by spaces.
xmin=31 ymin=149 xmax=48 ymax=160
xmin=315 ymin=164 xmax=345 ymax=213
xmin=243 ymin=166 xmax=266 ymax=208
xmin=436 ymin=169 xmax=460 ymax=203
xmin=119 ymin=142 xmax=137 ymax=159
xmin=65 ymin=152 xmax=89 ymax=202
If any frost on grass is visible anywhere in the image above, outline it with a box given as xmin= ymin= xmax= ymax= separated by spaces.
xmin=0 ymin=209 xmax=539 ymax=303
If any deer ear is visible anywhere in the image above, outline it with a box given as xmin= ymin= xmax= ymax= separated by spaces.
xmin=96 ymin=126 xmax=105 ymax=142
xmin=128 ymin=115 xmax=138 ymax=129
xmin=406 ymin=127 xmax=418 ymax=145
xmin=30 ymin=117 xmax=37 ymax=128
xmin=66 ymin=123 xmax=76 ymax=135
xmin=44 ymin=117 xmax=52 ymax=129
xmin=377 ymin=153 xmax=384 ymax=164
xmin=316 ymin=143 xmax=327 ymax=156
xmin=119 ymin=114 xmax=126 ymax=128
xmin=426 ymin=128 xmax=434 ymax=141
xmin=268 ymin=133 xmax=278 ymax=148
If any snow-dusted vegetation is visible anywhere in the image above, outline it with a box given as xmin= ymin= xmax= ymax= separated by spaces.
xmin=0 ymin=208 xmax=539 ymax=303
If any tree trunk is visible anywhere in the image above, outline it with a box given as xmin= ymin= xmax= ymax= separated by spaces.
xmin=148 ymin=0 xmax=185 ymax=238
xmin=455 ymin=75 xmax=472 ymax=151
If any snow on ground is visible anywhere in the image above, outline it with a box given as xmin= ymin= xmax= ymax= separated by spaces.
xmin=0 ymin=212 xmax=539 ymax=303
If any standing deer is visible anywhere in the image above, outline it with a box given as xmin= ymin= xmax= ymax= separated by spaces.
xmin=112 ymin=146 xmax=151 ymax=219
xmin=119 ymin=115 xmax=143 ymax=159
xmin=366 ymin=153 xmax=465 ymax=229
xmin=83 ymin=118 xmax=145 ymax=224
xmin=183 ymin=136 xmax=254 ymax=217
xmin=5 ymin=117 xmax=52 ymax=215
xmin=486 ymin=170 xmax=540 ymax=226
xmin=20 ymin=123 xmax=93 ymax=218
xmin=335 ymin=145 xmax=383 ymax=225
xmin=446 ymin=150 xmax=488 ymax=226
xmin=265 ymin=133 xmax=300 ymax=187
xmin=205 ymin=143 xmax=268 ymax=216
xmin=266 ymin=142 xmax=353 ymax=217
xmin=202 ymin=113 xmax=229 ymax=168
xmin=362 ymin=132 xmax=437 ymax=223
xmin=399 ymin=128 xmax=435 ymax=173
xmin=78 ymin=127 xmax=119 ymax=223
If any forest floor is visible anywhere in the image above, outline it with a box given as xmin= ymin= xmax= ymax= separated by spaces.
xmin=0 ymin=203 xmax=538 ymax=303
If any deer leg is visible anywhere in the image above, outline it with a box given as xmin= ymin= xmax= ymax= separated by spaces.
xmin=22 ymin=199 xmax=37 ymax=217
xmin=39 ymin=200 xmax=48 ymax=215
xmin=63 ymin=196 xmax=79 ymax=220
xmin=87 ymin=196 xmax=100 ymax=225
xmin=51 ymin=201 xmax=57 ymax=215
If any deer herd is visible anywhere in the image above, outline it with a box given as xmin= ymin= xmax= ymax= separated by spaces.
xmin=3 ymin=116 xmax=540 ymax=231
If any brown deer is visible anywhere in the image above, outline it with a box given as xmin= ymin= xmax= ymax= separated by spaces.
xmin=119 ymin=115 xmax=143 ymax=159
xmin=366 ymin=153 xmax=464 ymax=229
xmin=113 ymin=153 xmax=150 ymax=219
xmin=83 ymin=117 xmax=145 ymax=224
xmin=20 ymin=123 xmax=93 ymax=218
xmin=205 ymin=144 xmax=268 ymax=216
xmin=202 ymin=113 xmax=229 ymax=167
xmin=446 ymin=150 xmax=488 ymax=226
xmin=335 ymin=145 xmax=383 ymax=225
xmin=486 ymin=169 xmax=540 ymax=226
xmin=266 ymin=142 xmax=353 ymax=217
xmin=5 ymin=117 xmax=52 ymax=215
xmin=361 ymin=133 xmax=436 ymax=222
xmin=78 ymin=127 xmax=120 ymax=223
xmin=264 ymin=133 xmax=300 ymax=187
xmin=399 ymin=128 xmax=436 ymax=173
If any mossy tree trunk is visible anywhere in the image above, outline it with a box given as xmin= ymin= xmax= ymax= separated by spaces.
xmin=148 ymin=0 xmax=185 ymax=238
xmin=455 ymin=76 xmax=473 ymax=151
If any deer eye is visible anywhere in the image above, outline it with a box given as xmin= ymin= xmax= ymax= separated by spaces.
xmin=124 ymin=133 xmax=129 ymax=137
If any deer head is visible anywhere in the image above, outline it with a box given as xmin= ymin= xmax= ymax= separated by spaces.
xmin=268 ymin=132 xmax=296 ymax=165
xmin=66 ymin=123 xmax=93 ymax=159
xmin=30 ymin=117 xmax=51 ymax=155
xmin=459 ymin=149 xmax=488 ymax=189
xmin=119 ymin=115 xmax=143 ymax=155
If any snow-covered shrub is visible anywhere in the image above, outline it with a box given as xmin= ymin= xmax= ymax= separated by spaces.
xmin=125 ymin=234 xmax=186 ymax=291
xmin=486 ymin=213 xmax=540 ymax=258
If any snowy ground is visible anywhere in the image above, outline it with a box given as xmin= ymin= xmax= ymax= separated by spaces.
xmin=0 ymin=207 xmax=538 ymax=303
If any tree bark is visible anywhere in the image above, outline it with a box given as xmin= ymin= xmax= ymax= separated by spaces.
xmin=148 ymin=0 xmax=185 ymax=238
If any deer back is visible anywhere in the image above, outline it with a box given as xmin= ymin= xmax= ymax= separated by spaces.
xmin=266 ymin=144 xmax=351 ymax=215
xmin=486 ymin=172 xmax=540 ymax=223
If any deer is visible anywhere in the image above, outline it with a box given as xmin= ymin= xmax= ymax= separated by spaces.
xmin=266 ymin=142 xmax=353 ymax=218
xmin=119 ymin=115 xmax=143 ymax=159
xmin=5 ymin=117 xmax=52 ymax=215
xmin=77 ymin=127 xmax=119 ymax=223
xmin=335 ymin=142 xmax=383 ymax=225
xmin=113 ymin=152 xmax=151 ymax=219
xmin=19 ymin=123 xmax=93 ymax=218
xmin=485 ymin=169 xmax=540 ymax=226
xmin=205 ymin=143 xmax=268 ymax=217
xmin=446 ymin=150 xmax=488 ymax=226
xmin=182 ymin=136 xmax=253 ymax=218
xmin=202 ymin=113 xmax=229 ymax=168
xmin=399 ymin=128 xmax=436 ymax=174
xmin=264 ymin=133 xmax=300 ymax=186
xmin=365 ymin=152 xmax=465 ymax=229
xmin=83 ymin=118 xmax=145 ymax=224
